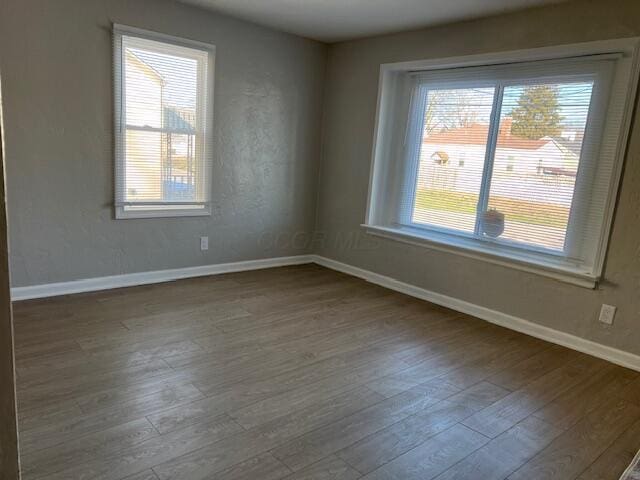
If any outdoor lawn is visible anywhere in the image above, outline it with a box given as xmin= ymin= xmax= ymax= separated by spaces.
xmin=414 ymin=188 xmax=570 ymax=229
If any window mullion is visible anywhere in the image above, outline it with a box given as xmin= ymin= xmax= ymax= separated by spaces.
xmin=474 ymin=84 xmax=505 ymax=236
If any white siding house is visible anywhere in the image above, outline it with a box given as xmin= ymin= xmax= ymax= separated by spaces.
xmin=124 ymin=50 xmax=164 ymax=201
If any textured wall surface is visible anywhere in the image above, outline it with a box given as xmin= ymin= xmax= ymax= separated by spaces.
xmin=0 ymin=91 xmax=20 ymax=479
xmin=316 ymin=0 xmax=640 ymax=355
xmin=0 ymin=0 xmax=326 ymax=287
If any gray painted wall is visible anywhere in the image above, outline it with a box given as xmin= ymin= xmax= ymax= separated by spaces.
xmin=316 ymin=0 xmax=640 ymax=356
xmin=0 ymin=0 xmax=327 ymax=287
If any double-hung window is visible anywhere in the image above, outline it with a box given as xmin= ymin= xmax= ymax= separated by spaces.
xmin=365 ymin=39 xmax=640 ymax=287
xmin=113 ymin=25 xmax=215 ymax=219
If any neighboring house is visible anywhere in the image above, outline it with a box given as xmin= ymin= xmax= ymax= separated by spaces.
xmin=418 ymin=118 xmax=581 ymax=206
xmin=125 ymin=50 xmax=164 ymax=201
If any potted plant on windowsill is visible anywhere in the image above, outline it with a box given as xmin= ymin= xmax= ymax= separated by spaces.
xmin=482 ymin=208 xmax=505 ymax=238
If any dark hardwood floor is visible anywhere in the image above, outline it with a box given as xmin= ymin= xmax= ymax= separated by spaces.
xmin=12 ymin=264 xmax=640 ymax=479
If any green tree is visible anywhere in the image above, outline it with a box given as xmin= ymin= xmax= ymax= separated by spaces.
xmin=510 ymin=85 xmax=563 ymax=140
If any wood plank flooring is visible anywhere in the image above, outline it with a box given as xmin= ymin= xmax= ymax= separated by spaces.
xmin=12 ymin=264 xmax=640 ymax=480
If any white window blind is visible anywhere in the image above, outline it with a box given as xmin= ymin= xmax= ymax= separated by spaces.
xmin=113 ymin=25 xmax=214 ymax=218
xmin=366 ymin=40 xmax=640 ymax=287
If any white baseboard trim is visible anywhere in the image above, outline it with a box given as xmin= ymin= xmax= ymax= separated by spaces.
xmin=11 ymin=255 xmax=314 ymax=301
xmin=312 ymin=255 xmax=640 ymax=372
xmin=12 ymin=252 xmax=640 ymax=371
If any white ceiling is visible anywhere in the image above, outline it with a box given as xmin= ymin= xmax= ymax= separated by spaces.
xmin=179 ymin=0 xmax=566 ymax=43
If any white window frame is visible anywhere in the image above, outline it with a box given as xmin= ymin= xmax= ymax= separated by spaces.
xmin=364 ymin=38 xmax=640 ymax=288
xmin=113 ymin=24 xmax=215 ymax=219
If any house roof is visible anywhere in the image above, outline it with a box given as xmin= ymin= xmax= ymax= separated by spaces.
xmin=126 ymin=50 xmax=165 ymax=86
xmin=552 ymin=135 xmax=584 ymax=156
xmin=424 ymin=120 xmax=550 ymax=150
xmin=164 ymin=107 xmax=196 ymax=134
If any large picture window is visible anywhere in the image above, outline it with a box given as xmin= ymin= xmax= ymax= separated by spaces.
xmin=366 ymin=40 xmax=640 ymax=287
xmin=113 ymin=25 xmax=215 ymax=219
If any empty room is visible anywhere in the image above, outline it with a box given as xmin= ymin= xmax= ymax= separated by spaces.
xmin=3 ymin=0 xmax=640 ymax=479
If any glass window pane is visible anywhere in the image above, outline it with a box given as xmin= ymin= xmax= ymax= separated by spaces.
xmin=125 ymin=129 xmax=163 ymax=201
xmin=124 ymin=43 xmax=199 ymax=129
xmin=411 ymin=87 xmax=496 ymax=233
xmin=120 ymin=34 xmax=208 ymax=207
xmin=483 ymin=81 xmax=594 ymax=251
xmin=125 ymin=130 xmax=198 ymax=203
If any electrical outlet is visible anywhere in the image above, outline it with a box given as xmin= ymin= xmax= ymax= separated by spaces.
xmin=598 ymin=304 xmax=616 ymax=325
xmin=200 ymin=236 xmax=209 ymax=251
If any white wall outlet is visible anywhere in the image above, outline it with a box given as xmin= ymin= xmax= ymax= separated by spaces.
xmin=598 ymin=304 xmax=616 ymax=325
xmin=200 ymin=236 xmax=209 ymax=251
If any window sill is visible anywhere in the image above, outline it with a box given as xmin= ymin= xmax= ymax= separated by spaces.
xmin=115 ymin=205 xmax=211 ymax=219
xmin=361 ymin=224 xmax=598 ymax=289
